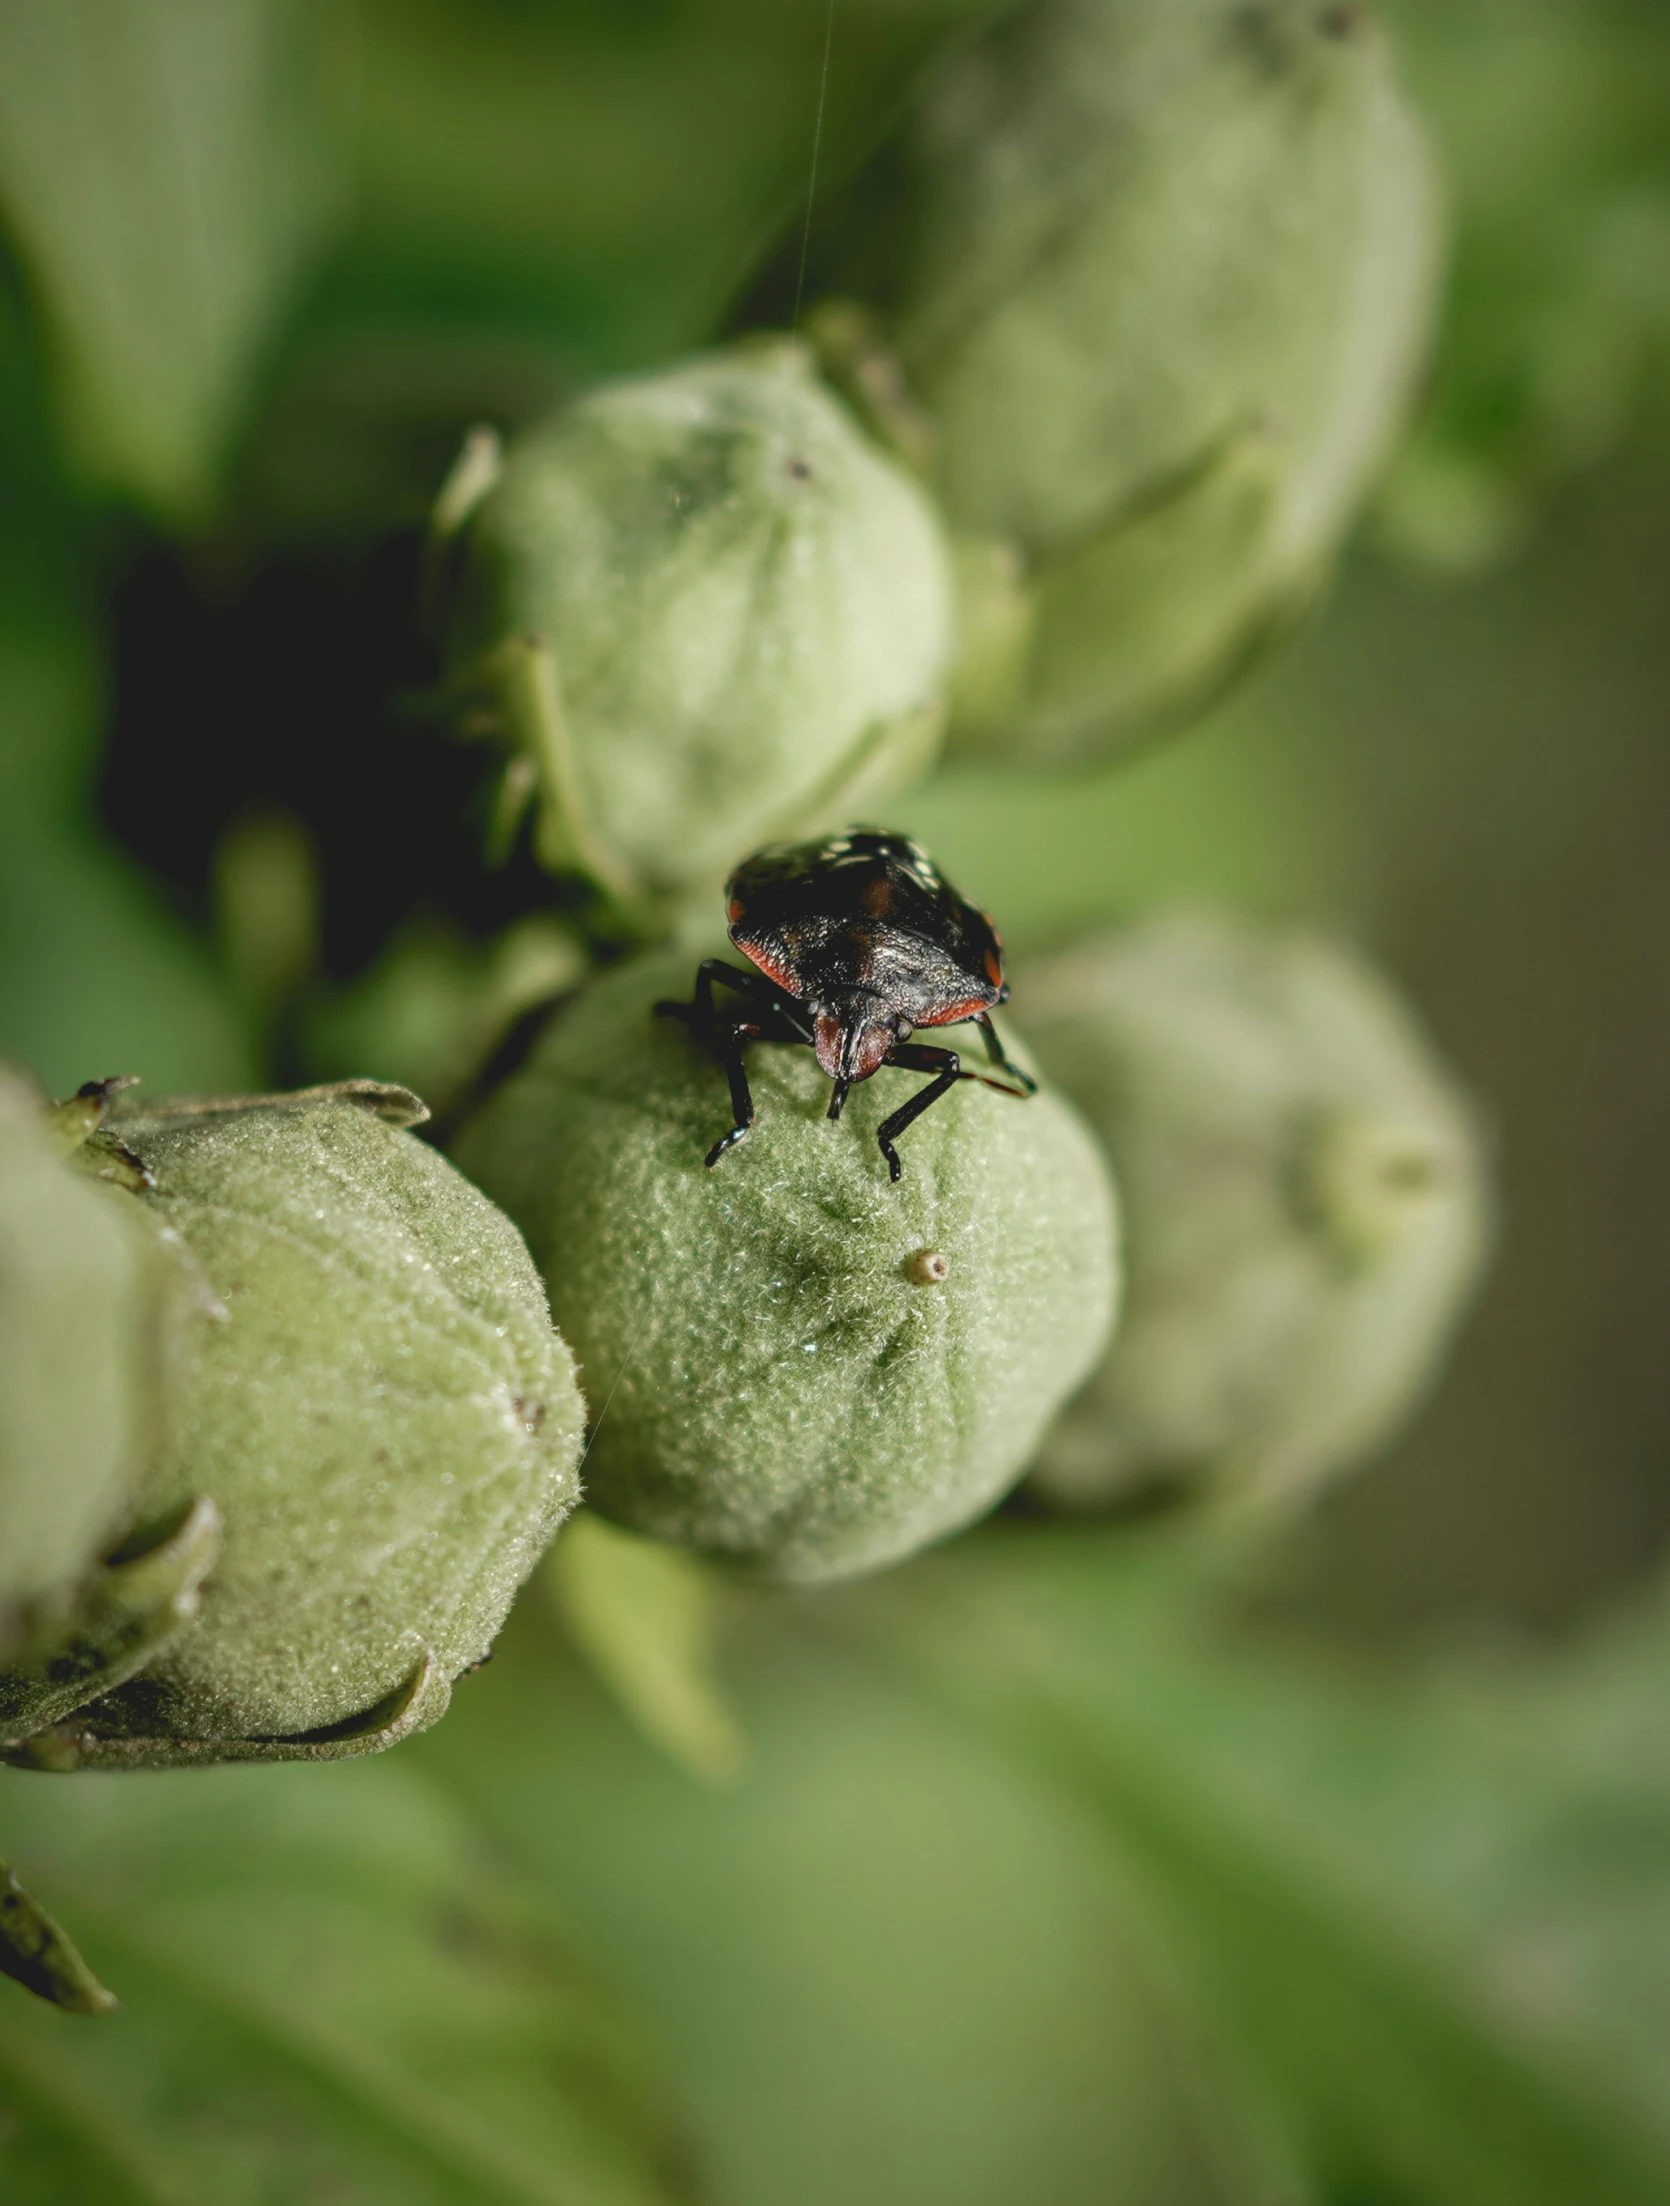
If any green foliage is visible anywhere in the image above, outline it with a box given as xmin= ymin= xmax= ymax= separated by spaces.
xmin=0 ymin=0 xmax=1665 ymax=2198
xmin=0 ymin=0 xmax=336 ymax=516
xmin=0 ymin=828 xmax=256 ymax=1102
xmin=0 ymin=1076 xmax=155 ymax=1645
xmin=881 ymin=1527 xmax=1670 ymax=2206
xmin=0 ymin=1757 xmax=698 ymax=2203
xmin=314 ymin=0 xmax=1002 ymax=378
xmin=420 ymin=1526 xmax=1670 ymax=2206
xmin=1377 ymin=0 xmax=1670 ymax=570
xmin=454 ymin=949 xmax=1118 ymax=1583
xmin=0 ymin=621 xmax=255 ymax=1100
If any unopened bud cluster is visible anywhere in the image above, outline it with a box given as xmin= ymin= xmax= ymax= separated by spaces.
xmin=2 ymin=0 xmax=1477 ymax=1847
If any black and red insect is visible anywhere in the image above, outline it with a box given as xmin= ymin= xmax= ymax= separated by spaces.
xmin=655 ymin=829 xmax=1036 ymax=1181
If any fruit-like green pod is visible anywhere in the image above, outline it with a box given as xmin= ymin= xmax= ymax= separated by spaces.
xmin=0 ymin=1072 xmax=158 ymax=1649
xmin=52 ymin=1086 xmax=584 ymax=1756
xmin=1014 ymin=914 xmax=1490 ymax=1513
xmin=443 ymin=347 xmax=953 ymax=910
xmin=453 ymin=953 xmax=1118 ymax=1585
xmin=891 ymin=0 xmax=1441 ymax=763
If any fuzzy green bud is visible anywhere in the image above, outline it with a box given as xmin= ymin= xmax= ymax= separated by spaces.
xmin=453 ymin=952 xmax=1118 ymax=1584
xmin=442 ymin=347 xmax=954 ymax=910
xmin=892 ymin=0 xmax=1440 ymax=763
xmin=1014 ymin=914 xmax=1490 ymax=1513
xmin=32 ymin=1086 xmax=583 ymax=1760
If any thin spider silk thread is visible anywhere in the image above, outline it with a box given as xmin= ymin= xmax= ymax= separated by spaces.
xmin=791 ymin=0 xmax=839 ymax=330
xmin=575 ymin=1288 xmax=658 ymax=1477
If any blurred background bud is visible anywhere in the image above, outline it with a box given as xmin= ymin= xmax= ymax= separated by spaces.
xmin=304 ymin=912 xmax=588 ymax=1123
xmin=453 ymin=950 xmax=1118 ymax=1584
xmin=882 ymin=0 xmax=1441 ymax=765
xmin=211 ymin=805 xmax=320 ymax=1022
xmin=46 ymin=1084 xmax=584 ymax=1758
xmin=440 ymin=347 xmax=954 ymax=915
xmin=1014 ymin=912 xmax=1490 ymax=1514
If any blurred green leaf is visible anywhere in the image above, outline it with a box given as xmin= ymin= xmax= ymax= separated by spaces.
xmin=873 ymin=1528 xmax=1670 ymax=2206
xmin=304 ymin=0 xmax=998 ymax=379
xmin=0 ymin=0 xmax=337 ymax=516
xmin=0 ymin=826 xmax=253 ymax=1098
xmin=1376 ymin=0 xmax=1670 ymax=570
xmin=0 ymin=1757 xmax=699 ymax=2205
xmin=417 ymin=1514 xmax=1670 ymax=2206
xmin=416 ymin=1596 xmax=1227 ymax=2206
xmin=0 ymin=267 xmax=83 ymax=634
xmin=0 ymin=622 xmax=103 ymax=846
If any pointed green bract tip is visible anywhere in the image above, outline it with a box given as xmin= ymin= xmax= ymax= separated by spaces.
xmin=453 ymin=952 xmax=1120 ymax=1584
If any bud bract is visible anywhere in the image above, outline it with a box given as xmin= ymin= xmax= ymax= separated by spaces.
xmin=1014 ymin=914 xmax=1490 ymax=1513
xmin=453 ymin=953 xmax=1119 ymax=1584
xmin=444 ymin=347 xmax=954 ymax=910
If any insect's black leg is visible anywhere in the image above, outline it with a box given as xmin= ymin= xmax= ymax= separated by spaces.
xmin=654 ymin=958 xmax=809 ymax=1167
xmin=704 ymin=1029 xmax=757 ymax=1167
xmin=973 ymin=1011 xmax=1037 ymax=1094
xmin=875 ymin=1035 xmax=1037 ymax=1181
xmin=656 ymin=958 xmax=780 ymax=1029
xmin=657 ymin=960 xmax=811 ymax=1042
xmin=873 ymin=1044 xmax=966 ymax=1183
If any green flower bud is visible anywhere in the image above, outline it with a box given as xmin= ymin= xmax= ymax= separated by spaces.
xmin=892 ymin=0 xmax=1440 ymax=763
xmin=1014 ymin=914 xmax=1490 ymax=1513
xmin=453 ymin=953 xmax=1118 ymax=1584
xmin=442 ymin=347 xmax=954 ymax=911
xmin=0 ymin=1071 xmax=189 ymax=1650
xmin=15 ymin=1085 xmax=584 ymax=1764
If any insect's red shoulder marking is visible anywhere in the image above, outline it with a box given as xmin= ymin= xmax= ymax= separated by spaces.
xmin=736 ymin=937 xmax=802 ymax=996
xmin=917 ymin=995 xmax=990 ymax=1028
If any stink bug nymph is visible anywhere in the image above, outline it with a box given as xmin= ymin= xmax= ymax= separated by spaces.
xmin=655 ymin=830 xmax=1037 ymax=1181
